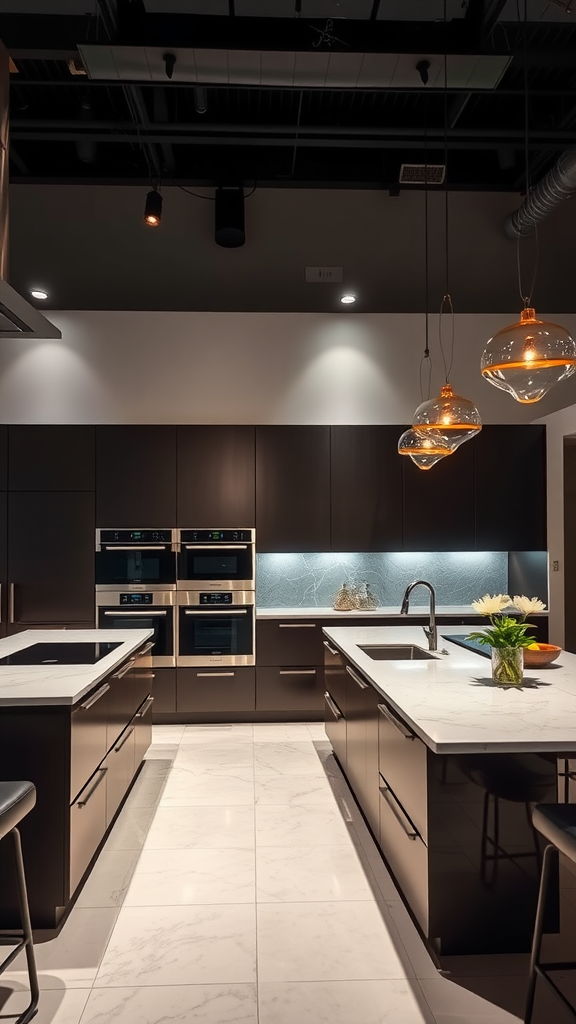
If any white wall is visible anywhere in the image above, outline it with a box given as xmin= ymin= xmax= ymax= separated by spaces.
xmin=4 ymin=309 xmax=576 ymax=424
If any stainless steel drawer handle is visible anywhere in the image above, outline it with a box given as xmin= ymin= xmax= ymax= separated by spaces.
xmin=377 ymin=703 xmax=415 ymax=741
xmin=103 ymin=545 xmax=168 ymax=551
xmin=197 ymin=671 xmax=235 ymax=677
xmin=104 ymin=610 xmax=168 ymax=617
xmin=279 ymin=669 xmax=316 ymax=676
xmin=76 ymin=767 xmax=107 ymax=807
xmin=80 ymin=682 xmax=110 ymax=710
xmin=379 ymin=773 xmax=418 ymax=840
xmin=135 ymin=695 xmax=155 ymax=717
xmin=114 ymin=725 xmax=135 ymax=752
xmin=346 ymin=665 xmax=369 ymax=690
xmin=323 ymin=640 xmax=339 ymax=655
xmin=112 ymin=658 xmax=136 ymax=680
xmin=184 ymin=544 xmax=248 ymax=550
xmin=184 ymin=609 xmax=248 ymax=615
xmin=324 ymin=691 xmax=343 ymax=720
xmin=278 ymin=623 xmax=316 ymax=629
xmin=8 ymin=583 xmax=14 ymax=624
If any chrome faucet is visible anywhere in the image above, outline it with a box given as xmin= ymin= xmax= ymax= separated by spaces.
xmin=400 ymin=580 xmax=437 ymax=652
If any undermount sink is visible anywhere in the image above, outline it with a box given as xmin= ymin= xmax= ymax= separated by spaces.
xmin=358 ymin=644 xmax=437 ymax=661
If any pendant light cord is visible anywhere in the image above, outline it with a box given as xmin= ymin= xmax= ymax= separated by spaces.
xmin=439 ymin=0 xmax=455 ymax=385
xmin=516 ymin=0 xmax=539 ymax=308
xmin=420 ymin=91 xmax=432 ymax=403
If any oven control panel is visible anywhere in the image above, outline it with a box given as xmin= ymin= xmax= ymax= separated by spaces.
xmin=181 ymin=530 xmax=253 ymax=543
xmin=100 ymin=530 xmax=173 ymax=544
xmin=120 ymin=593 xmax=154 ymax=605
xmin=199 ymin=593 xmax=234 ymax=604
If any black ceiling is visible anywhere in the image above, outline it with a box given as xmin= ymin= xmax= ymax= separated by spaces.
xmin=4 ymin=0 xmax=576 ymax=191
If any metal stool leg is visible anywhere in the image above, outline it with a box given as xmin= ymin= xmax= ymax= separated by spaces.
xmin=525 ymin=843 xmax=556 ymax=1023
xmin=8 ymin=827 xmax=39 ymax=1024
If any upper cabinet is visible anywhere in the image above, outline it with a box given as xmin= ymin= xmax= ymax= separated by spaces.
xmin=8 ymin=427 xmax=95 ymax=491
xmin=403 ymin=431 xmax=476 ymax=551
xmin=475 ymin=425 xmax=546 ymax=550
xmin=96 ymin=426 xmax=177 ymax=527
xmin=331 ymin=426 xmax=403 ymax=551
xmin=256 ymin=426 xmax=331 ymax=551
xmin=177 ymin=426 xmax=255 ymax=527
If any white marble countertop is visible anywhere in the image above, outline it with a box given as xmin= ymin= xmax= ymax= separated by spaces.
xmin=257 ymin=605 xmax=483 ymax=619
xmin=323 ymin=624 xmax=576 ymax=755
xmin=0 ymin=629 xmax=154 ymax=707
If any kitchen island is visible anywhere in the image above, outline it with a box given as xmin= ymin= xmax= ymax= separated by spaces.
xmin=0 ymin=629 xmax=154 ymax=928
xmin=323 ymin=624 xmax=576 ymax=955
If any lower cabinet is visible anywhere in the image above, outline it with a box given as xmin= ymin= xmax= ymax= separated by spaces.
xmin=344 ymin=662 xmax=380 ymax=836
xmin=378 ymin=772 xmax=429 ymax=932
xmin=177 ymin=667 xmax=256 ymax=713
xmin=69 ymin=766 xmax=108 ymax=896
xmin=104 ymin=721 xmax=136 ymax=828
xmin=257 ymin=666 xmax=323 ymax=712
xmin=323 ymin=640 xmax=347 ymax=769
xmin=151 ymin=668 xmax=177 ymax=715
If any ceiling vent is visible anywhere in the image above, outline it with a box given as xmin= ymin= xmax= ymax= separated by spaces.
xmin=399 ymin=163 xmax=446 ymax=185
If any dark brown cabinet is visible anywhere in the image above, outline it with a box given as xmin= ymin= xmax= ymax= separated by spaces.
xmin=8 ymin=426 xmax=95 ymax=491
xmin=256 ymin=426 xmax=330 ymax=551
xmin=256 ymin=667 xmax=323 ymax=712
xmin=256 ymin=619 xmax=325 ymax=666
xmin=402 ymin=430 xmax=476 ymax=551
xmin=177 ymin=426 xmax=255 ymax=527
xmin=344 ymin=662 xmax=380 ymax=836
xmin=151 ymin=668 xmax=177 ymax=715
xmin=475 ymin=425 xmax=546 ymax=550
xmin=177 ymin=666 xmax=256 ymax=714
xmin=96 ymin=426 xmax=177 ymax=527
xmin=323 ymin=639 xmax=347 ymax=769
xmin=7 ymin=491 xmax=95 ymax=626
xmin=331 ymin=426 xmax=403 ymax=551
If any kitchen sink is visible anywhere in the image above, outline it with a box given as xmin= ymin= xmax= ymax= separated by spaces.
xmin=358 ymin=644 xmax=437 ymax=661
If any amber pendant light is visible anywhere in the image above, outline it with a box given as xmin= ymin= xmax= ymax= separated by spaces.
xmin=480 ymin=0 xmax=576 ymax=405
xmin=398 ymin=427 xmax=453 ymax=470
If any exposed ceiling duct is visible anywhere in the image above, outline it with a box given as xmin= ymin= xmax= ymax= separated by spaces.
xmin=0 ymin=40 xmax=60 ymax=339
xmin=503 ymin=146 xmax=576 ymax=239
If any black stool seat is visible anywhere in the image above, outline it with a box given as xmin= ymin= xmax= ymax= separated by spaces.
xmin=533 ymin=804 xmax=576 ymax=863
xmin=0 ymin=782 xmax=36 ymax=841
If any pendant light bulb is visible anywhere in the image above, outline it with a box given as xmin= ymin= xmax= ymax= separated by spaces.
xmin=481 ymin=307 xmax=576 ymax=403
xmin=412 ymin=383 xmax=482 ymax=450
xmin=144 ymin=188 xmax=162 ymax=227
xmin=398 ymin=427 xmax=453 ymax=471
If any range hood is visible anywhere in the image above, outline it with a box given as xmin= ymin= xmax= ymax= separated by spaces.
xmin=0 ymin=41 xmax=61 ymax=340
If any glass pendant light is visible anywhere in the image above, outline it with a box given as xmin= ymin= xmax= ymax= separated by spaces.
xmin=398 ymin=427 xmax=453 ymax=470
xmin=481 ymin=306 xmax=576 ymax=403
xmin=480 ymin=0 xmax=575 ymax=405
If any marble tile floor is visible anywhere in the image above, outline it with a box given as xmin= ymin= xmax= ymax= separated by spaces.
xmin=2 ymin=723 xmax=576 ymax=1023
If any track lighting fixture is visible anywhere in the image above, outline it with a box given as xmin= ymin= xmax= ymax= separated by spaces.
xmin=194 ymin=87 xmax=208 ymax=115
xmin=144 ymin=187 xmax=162 ymax=227
xmin=163 ymin=53 xmax=176 ymax=80
xmin=214 ymin=187 xmax=245 ymax=248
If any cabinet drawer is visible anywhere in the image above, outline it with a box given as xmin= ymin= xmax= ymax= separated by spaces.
xmin=151 ymin=669 xmax=176 ymax=714
xmin=134 ymin=695 xmax=154 ymax=767
xmin=177 ymin=667 xmax=255 ymax=713
xmin=105 ymin=723 xmax=135 ymax=827
xmin=378 ymin=772 xmax=429 ymax=933
xmin=257 ymin=620 xmax=324 ymax=666
xmin=70 ymin=682 xmax=110 ymax=802
xmin=106 ymin=648 xmax=153 ymax=749
xmin=257 ymin=666 xmax=323 ymax=712
xmin=69 ymin=766 xmax=107 ymax=896
xmin=324 ymin=689 xmax=346 ymax=769
xmin=323 ymin=639 xmax=346 ymax=711
xmin=378 ymin=700 xmax=428 ymax=843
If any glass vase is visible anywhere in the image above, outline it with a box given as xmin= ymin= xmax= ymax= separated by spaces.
xmin=491 ymin=646 xmax=523 ymax=686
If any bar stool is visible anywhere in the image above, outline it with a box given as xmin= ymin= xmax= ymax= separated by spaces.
xmin=525 ymin=803 xmax=576 ymax=1023
xmin=0 ymin=781 xmax=39 ymax=1024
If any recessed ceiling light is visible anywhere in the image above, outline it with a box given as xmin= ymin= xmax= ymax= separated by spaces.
xmin=340 ymin=294 xmax=356 ymax=304
xmin=30 ymin=288 xmax=48 ymax=300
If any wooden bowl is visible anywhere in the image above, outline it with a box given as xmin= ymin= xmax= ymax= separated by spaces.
xmin=523 ymin=644 xmax=562 ymax=668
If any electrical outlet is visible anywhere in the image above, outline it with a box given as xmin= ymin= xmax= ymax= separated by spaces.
xmin=553 ymin=560 xmax=559 ymax=571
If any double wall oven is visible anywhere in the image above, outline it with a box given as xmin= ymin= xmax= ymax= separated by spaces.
xmin=95 ymin=528 xmax=255 ymax=668
xmin=95 ymin=530 xmax=177 ymax=667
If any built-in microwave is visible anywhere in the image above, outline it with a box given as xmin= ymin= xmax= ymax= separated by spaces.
xmin=95 ymin=529 xmax=178 ymax=591
xmin=177 ymin=590 xmax=255 ymax=667
xmin=96 ymin=591 xmax=176 ymax=667
xmin=177 ymin=529 xmax=255 ymax=591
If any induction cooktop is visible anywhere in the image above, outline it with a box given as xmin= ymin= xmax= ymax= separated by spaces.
xmin=0 ymin=642 xmax=123 ymax=667
xmin=441 ymin=635 xmax=490 ymax=658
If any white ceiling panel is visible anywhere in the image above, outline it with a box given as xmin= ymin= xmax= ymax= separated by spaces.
xmin=293 ymin=51 xmax=330 ymax=86
xmin=227 ymin=49 xmax=262 ymax=84
xmin=145 ymin=48 xmax=198 ymax=82
xmin=112 ymin=47 xmax=152 ymax=81
xmin=325 ymin=52 xmax=364 ymax=87
xmin=193 ymin=49 xmax=230 ymax=82
xmin=301 ymin=0 xmax=373 ymax=16
xmin=235 ymin=0 xmax=296 ymax=15
xmin=260 ymin=50 xmax=297 ymax=85
xmin=145 ymin=1 xmax=229 ymax=12
xmin=356 ymin=53 xmax=399 ymax=87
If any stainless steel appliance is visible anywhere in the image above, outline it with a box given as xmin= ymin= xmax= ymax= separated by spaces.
xmin=177 ymin=529 xmax=255 ymax=591
xmin=95 ymin=591 xmax=176 ymax=668
xmin=95 ymin=529 xmax=178 ymax=592
xmin=176 ymin=590 xmax=255 ymax=667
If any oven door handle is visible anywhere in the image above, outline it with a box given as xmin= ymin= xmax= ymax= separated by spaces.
xmin=184 ymin=544 xmax=248 ymax=550
xmin=103 ymin=610 xmax=168 ymax=617
xmin=183 ymin=609 xmax=248 ymax=615
xmin=102 ymin=545 xmax=169 ymax=551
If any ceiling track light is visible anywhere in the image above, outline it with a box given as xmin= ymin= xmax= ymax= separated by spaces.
xmin=144 ymin=187 xmax=162 ymax=227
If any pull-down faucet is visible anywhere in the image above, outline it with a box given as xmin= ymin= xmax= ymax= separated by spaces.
xmin=400 ymin=580 xmax=437 ymax=652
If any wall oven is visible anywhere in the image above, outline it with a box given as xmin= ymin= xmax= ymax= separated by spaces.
xmin=96 ymin=591 xmax=176 ymax=668
xmin=96 ymin=529 xmax=178 ymax=591
xmin=177 ymin=529 xmax=255 ymax=591
xmin=177 ymin=591 xmax=255 ymax=667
